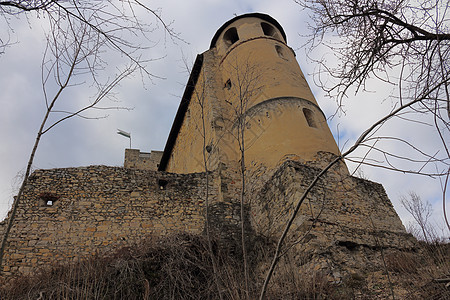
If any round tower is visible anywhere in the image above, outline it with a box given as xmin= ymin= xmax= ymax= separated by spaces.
xmin=211 ymin=13 xmax=340 ymax=168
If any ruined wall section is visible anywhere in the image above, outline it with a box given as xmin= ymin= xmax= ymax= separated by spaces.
xmin=252 ymin=158 xmax=417 ymax=275
xmin=254 ymin=158 xmax=415 ymax=248
xmin=1 ymin=166 xmax=216 ymax=278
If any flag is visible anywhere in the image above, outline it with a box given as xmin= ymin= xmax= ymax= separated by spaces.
xmin=117 ymin=129 xmax=131 ymax=138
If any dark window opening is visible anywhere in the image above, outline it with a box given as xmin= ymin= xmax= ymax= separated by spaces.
xmin=275 ymin=45 xmax=287 ymax=60
xmin=224 ymin=79 xmax=232 ymax=90
xmin=158 ymin=179 xmax=168 ymax=190
xmin=223 ymin=27 xmax=239 ymax=48
xmin=303 ymin=108 xmax=317 ymax=128
xmin=39 ymin=192 xmax=59 ymax=207
xmin=261 ymin=22 xmax=280 ymax=39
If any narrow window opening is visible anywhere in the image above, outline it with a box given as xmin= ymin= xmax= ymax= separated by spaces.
xmin=39 ymin=192 xmax=59 ymax=207
xmin=261 ymin=22 xmax=280 ymax=40
xmin=275 ymin=45 xmax=287 ymax=60
xmin=224 ymin=79 xmax=232 ymax=90
xmin=158 ymin=179 xmax=168 ymax=190
xmin=303 ymin=108 xmax=317 ymax=128
xmin=223 ymin=27 xmax=239 ymax=48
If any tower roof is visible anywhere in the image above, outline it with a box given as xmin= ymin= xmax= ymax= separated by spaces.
xmin=209 ymin=13 xmax=287 ymax=49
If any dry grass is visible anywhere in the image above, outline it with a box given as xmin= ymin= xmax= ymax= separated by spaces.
xmin=0 ymin=234 xmax=221 ymax=299
xmin=1 ymin=234 xmax=448 ymax=299
xmin=385 ymin=242 xmax=450 ymax=300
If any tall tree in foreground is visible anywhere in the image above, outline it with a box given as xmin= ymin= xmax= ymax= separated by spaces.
xmin=260 ymin=1 xmax=450 ymax=297
xmin=295 ymin=0 xmax=449 ymax=229
xmin=0 ymin=1 xmax=176 ymax=272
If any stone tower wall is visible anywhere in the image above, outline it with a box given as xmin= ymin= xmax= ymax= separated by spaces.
xmin=252 ymin=159 xmax=415 ymax=251
xmin=164 ymin=57 xmax=220 ymax=174
xmin=163 ymin=14 xmax=341 ymax=174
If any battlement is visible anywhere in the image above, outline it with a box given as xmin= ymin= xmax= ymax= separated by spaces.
xmin=124 ymin=149 xmax=163 ymax=171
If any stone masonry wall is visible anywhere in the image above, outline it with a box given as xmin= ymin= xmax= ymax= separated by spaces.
xmin=0 ymin=157 xmax=417 ymax=281
xmin=1 ymin=166 xmax=216 ymax=278
xmin=254 ymin=159 xmax=415 ymax=248
xmin=252 ymin=159 xmax=417 ymax=277
xmin=124 ymin=149 xmax=163 ymax=171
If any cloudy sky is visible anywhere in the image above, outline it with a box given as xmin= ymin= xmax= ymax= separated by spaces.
xmin=0 ymin=0 xmax=448 ymax=237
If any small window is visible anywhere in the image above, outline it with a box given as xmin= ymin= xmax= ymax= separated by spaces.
xmin=275 ymin=45 xmax=287 ymax=60
xmin=261 ymin=22 xmax=280 ymax=39
xmin=303 ymin=108 xmax=317 ymax=128
xmin=223 ymin=27 xmax=239 ymax=48
xmin=158 ymin=179 xmax=168 ymax=190
xmin=224 ymin=79 xmax=232 ymax=90
xmin=39 ymin=192 xmax=59 ymax=207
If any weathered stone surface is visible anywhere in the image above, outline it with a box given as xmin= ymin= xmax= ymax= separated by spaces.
xmin=0 ymin=166 xmax=217 ymax=278
xmin=124 ymin=149 xmax=163 ymax=171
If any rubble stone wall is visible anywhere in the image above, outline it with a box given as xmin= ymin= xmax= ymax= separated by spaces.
xmin=0 ymin=158 xmax=416 ymax=280
xmin=253 ymin=160 xmax=415 ymax=249
xmin=252 ymin=159 xmax=416 ymax=277
xmin=0 ymin=166 xmax=215 ymax=277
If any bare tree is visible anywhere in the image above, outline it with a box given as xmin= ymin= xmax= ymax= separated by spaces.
xmin=224 ymin=56 xmax=263 ymax=299
xmin=183 ymin=54 xmax=224 ymax=299
xmin=401 ymin=191 xmax=436 ymax=243
xmin=259 ymin=83 xmax=444 ymax=298
xmin=0 ymin=1 xmax=179 ymax=62
xmin=295 ymin=0 xmax=450 ymax=229
xmin=259 ymin=2 xmax=450 ymax=295
xmin=0 ymin=1 xmax=175 ymax=273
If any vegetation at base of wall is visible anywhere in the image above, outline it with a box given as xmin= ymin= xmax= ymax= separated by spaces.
xmin=0 ymin=233 xmax=449 ymax=300
xmin=385 ymin=241 xmax=450 ymax=300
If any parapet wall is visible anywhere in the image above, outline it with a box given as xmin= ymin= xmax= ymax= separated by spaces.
xmin=124 ymin=149 xmax=163 ymax=170
xmin=1 ymin=166 xmax=216 ymax=277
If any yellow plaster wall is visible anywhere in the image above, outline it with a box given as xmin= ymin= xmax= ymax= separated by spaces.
xmin=219 ymin=39 xmax=317 ymax=107
xmin=167 ymin=15 xmax=341 ymax=174
xmin=243 ymin=99 xmax=339 ymax=168
xmin=165 ymin=58 xmax=221 ymax=174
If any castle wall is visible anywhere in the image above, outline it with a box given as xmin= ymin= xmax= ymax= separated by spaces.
xmin=0 ymin=157 xmax=416 ymax=281
xmin=124 ymin=149 xmax=163 ymax=170
xmin=0 ymin=166 xmax=216 ymax=278
xmin=0 ymin=13 xmax=417 ymax=285
xmin=252 ymin=157 xmax=416 ymax=252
